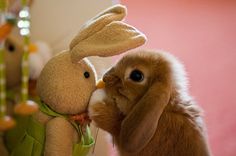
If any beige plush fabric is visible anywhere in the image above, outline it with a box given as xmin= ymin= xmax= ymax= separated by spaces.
xmin=69 ymin=4 xmax=126 ymax=50
xmin=69 ymin=4 xmax=146 ymax=63
xmin=44 ymin=117 xmax=78 ymax=156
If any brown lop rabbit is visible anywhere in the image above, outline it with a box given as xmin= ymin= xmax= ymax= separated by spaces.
xmin=89 ymin=50 xmax=211 ymax=156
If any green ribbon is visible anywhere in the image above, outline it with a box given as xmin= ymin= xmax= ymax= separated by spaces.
xmin=38 ymin=101 xmax=95 ymax=156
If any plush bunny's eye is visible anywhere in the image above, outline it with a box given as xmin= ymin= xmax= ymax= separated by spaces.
xmin=7 ymin=44 xmax=15 ymax=52
xmin=129 ymin=69 xmax=144 ymax=82
xmin=84 ymin=71 xmax=90 ymax=79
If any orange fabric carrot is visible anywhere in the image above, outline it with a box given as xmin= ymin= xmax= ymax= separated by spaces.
xmin=0 ymin=22 xmax=13 ymax=41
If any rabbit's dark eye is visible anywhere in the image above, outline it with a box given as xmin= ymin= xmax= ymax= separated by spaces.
xmin=84 ymin=71 xmax=90 ymax=79
xmin=8 ymin=44 xmax=15 ymax=52
xmin=130 ymin=69 xmax=144 ymax=82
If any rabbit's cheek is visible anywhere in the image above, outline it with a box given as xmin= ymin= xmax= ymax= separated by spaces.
xmin=104 ymin=85 xmax=117 ymax=99
xmin=114 ymin=97 xmax=130 ymax=115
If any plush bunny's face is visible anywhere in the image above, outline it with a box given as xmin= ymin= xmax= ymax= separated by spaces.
xmin=4 ymin=36 xmax=24 ymax=88
xmin=37 ymin=51 xmax=96 ymax=114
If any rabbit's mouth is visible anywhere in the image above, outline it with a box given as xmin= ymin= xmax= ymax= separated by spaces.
xmin=112 ymin=92 xmax=131 ymax=115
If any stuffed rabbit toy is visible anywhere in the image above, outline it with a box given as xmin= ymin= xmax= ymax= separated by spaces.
xmin=89 ymin=50 xmax=211 ymax=156
xmin=0 ymin=35 xmax=52 ymax=156
xmin=2 ymin=4 xmax=146 ymax=156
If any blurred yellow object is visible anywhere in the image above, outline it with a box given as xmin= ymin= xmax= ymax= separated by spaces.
xmin=0 ymin=0 xmax=9 ymax=11
xmin=28 ymin=43 xmax=38 ymax=53
xmin=96 ymin=79 xmax=105 ymax=89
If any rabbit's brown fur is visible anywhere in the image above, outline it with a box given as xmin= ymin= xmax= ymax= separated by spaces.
xmin=89 ymin=50 xmax=211 ymax=156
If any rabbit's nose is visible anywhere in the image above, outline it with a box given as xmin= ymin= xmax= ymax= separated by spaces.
xmin=103 ymin=74 xmax=120 ymax=86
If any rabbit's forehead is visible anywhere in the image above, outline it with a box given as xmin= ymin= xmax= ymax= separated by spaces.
xmin=124 ymin=65 xmax=149 ymax=76
xmin=118 ymin=60 xmax=150 ymax=76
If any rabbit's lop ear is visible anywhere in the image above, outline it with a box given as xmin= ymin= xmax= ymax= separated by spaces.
xmin=120 ymin=80 xmax=171 ymax=153
xmin=70 ymin=21 xmax=146 ymax=62
xmin=69 ymin=4 xmax=126 ymax=56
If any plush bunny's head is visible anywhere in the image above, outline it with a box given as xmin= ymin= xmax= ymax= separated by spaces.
xmin=36 ymin=4 xmax=146 ymax=115
xmin=4 ymin=35 xmax=24 ymax=88
xmin=3 ymin=35 xmax=52 ymax=91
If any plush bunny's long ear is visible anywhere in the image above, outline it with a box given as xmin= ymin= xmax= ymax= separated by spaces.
xmin=69 ymin=4 xmax=146 ymax=63
xmin=70 ymin=4 xmax=126 ymax=50
xmin=70 ymin=21 xmax=146 ymax=62
xmin=120 ymin=80 xmax=171 ymax=153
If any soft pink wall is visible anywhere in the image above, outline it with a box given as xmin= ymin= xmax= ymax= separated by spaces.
xmin=120 ymin=0 xmax=236 ymax=155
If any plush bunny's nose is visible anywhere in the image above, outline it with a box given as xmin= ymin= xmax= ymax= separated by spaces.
xmin=96 ymin=79 xmax=105 ymax=89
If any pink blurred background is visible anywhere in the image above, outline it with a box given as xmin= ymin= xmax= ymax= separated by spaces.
xmin=120 ymin=0 xmax=236 ymax=155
